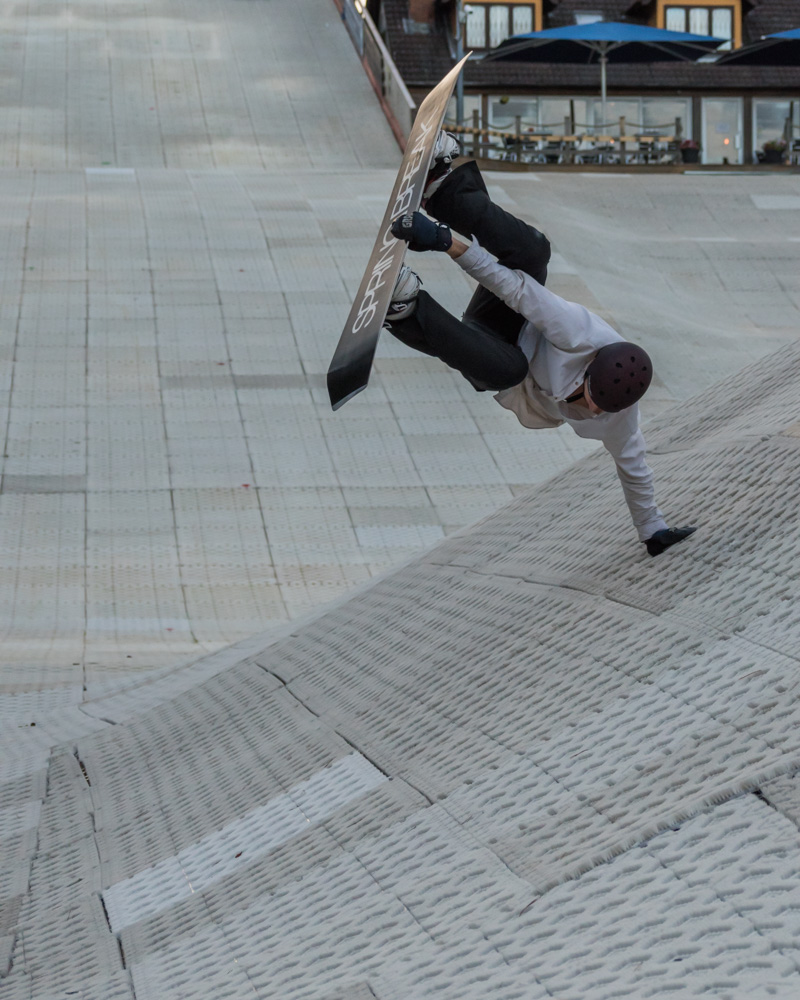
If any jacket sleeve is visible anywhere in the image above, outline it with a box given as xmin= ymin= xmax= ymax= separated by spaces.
xmin=601 ymin=415 xmax=668 ymax=542
xmin=455 ymin=240 xmax=616 ymax=354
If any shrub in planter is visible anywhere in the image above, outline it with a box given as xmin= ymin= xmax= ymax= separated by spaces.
xmin=761 ymin=139 xmax=787 ymax=164
xmin=680 ymin=139 xmax=700 ymax=164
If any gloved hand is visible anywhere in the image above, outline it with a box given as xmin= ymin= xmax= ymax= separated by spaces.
xmin=391 ymin=211 xmax=453 ymax=253
xmin=645 ymin=526 xmax=697 ymax=557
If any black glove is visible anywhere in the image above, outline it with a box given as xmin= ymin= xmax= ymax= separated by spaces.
xmin=391 ymin=211 xmax=452 ymax=253
xmin=645 ymin=526 xmax=697 ymax=557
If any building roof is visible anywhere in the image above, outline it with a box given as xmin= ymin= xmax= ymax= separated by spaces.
xmin=745 ymin=0 xmax=800 ymax=40
xmin=549 ymin=0 xmax=638 ymax=28
xmin=382 ymin=0 xmax=800 ymax=91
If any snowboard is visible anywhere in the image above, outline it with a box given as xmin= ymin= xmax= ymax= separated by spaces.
xmin=327 ymin=55 xmax=470 ymax=410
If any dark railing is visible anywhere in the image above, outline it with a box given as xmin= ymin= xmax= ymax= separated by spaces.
xmin=339 ymin=0 xmax=416 ymax=140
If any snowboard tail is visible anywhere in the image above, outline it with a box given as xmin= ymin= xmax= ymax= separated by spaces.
xmin=327 ymin=354 xmax=373 ymax=410
xmin=327 ymin=55 xmax=470 ymax=411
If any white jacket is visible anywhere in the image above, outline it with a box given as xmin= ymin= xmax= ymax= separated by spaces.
xmin=456 ymin=241 xmax=667 ymax=542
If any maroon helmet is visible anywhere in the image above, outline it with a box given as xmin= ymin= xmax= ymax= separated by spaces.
xmin=585 ymin=343 xmax=653 ymax=413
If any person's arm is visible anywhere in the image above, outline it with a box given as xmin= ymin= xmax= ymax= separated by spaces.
xmin=391 ymin=211 xmax=613 ymax=354
xmin=602 ymin=416 xmax=668 ymax=542
xmin=602 ymin=413 xmax=696 ymax=556
xmin=453 ymin=239 xmax=611 ymax=354
xmin=447 ymin=236 xmax=469 ymax=259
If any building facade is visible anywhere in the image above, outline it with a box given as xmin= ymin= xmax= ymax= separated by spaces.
xmin=366 ymin=0 xmax=800 ymax=164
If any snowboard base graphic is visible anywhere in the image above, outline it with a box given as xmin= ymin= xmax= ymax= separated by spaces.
xmin=327 ymin=55 xmax=470 ymax=411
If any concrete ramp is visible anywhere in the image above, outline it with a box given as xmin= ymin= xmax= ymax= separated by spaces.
xmin=5 ymin=342 xmax=800 ymax=999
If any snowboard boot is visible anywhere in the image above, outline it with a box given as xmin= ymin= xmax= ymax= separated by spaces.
xmin=422 ymin=130 xmax=462 ymax=206
xmin=385 ymin=264 xmax=421 ymax=323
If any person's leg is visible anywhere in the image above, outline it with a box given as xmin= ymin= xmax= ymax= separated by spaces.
xmin=426 ymin=161 xmax=551 ymax=279
xmin=425 ymin=160 xmax=552 ymax=343
xmin=387 ymin=291 xmax=528 ymax=391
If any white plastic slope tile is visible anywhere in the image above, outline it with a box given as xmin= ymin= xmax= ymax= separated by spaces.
xmin=114 ymin=781 xmax=429 ymax=977
xmin=128 ymin=814 xmax=544 ymax=1000
xmin=131 ymin=954 xmax=257 ymax=1000
xmin=761 ymin=772 xmax=800 ymax=830
xmin=11 ymin=894 xmax=122 ymax=993
xmin=498 ymin=794 xmax=800 ymax=1000
xmin=278 ymin=597 xmax=797 ymax=891
xmin=103 ymin=753 xmax=387 ymax=932
xmin=122 ymin=791 xmax=800 ymax=1000
xmin=0 ymin=802 xmax=41 ymax=840
xmin=81 ymin=668 xmax=347 ymax=836
xmin=0 ymin=731 xmax=51 ymax=785
xmin=645 ymin=340 xmax=800 ymax=452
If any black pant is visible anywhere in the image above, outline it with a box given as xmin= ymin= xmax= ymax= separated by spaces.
xmin=388 ymin=160 xmax=551 ymax=391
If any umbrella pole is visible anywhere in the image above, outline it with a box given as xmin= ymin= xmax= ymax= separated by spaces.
xmin=600 ymin=51 xmax=607 ymax=127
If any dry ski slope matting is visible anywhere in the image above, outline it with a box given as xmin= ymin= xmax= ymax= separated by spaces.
xmin=4 ymin=343 xmax=800 ymax=998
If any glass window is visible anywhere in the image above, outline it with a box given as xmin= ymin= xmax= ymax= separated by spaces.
xmin=489 ymin=5 xmax=510 ymax=49
xmin=712 ymin=8 xmax=733 ymax=49
xmin=665 ymin=8 xmax=686 ymax=32
xmin=512 ymin=7 xmax=533 ymax=36
xmin=575 ymin=12 xmax=603 ymax=24
xmin=539 ymin=98 xmax=589 ymax=132
xmin=591 ymin=98 xmax=640 ymax=134
xmin=486 ymin=95 xmax=538 ymax=159
xmin=444 ymin=94 xmax=483 ymax=130
xmin=666 ymin=6 xmax=735 ymax=40
xmin=753 ymin=100 xmax=793 ymax=155
xmin=477 ymin=96 xmax=694 ymax=148
xmin=642 ymin=98 xmax=691 ymax=137
xmin=488 ymin=96 xmax=538 ymax=130
xmin=465 ymin=5 xmax=486 ymax=49
xmin=689 ymin=7 xmax=710 ymax=35
xmin=486 ymin=97 xmax=691 ymax=138
xmin=463 ymin=4 xmax=538 ymax=49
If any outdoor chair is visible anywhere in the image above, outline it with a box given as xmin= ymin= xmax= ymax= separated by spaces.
xmin=502 ymin=134 xmax=557 ymax=164
xmin=576 ymin=136 xmax=619 ymax=165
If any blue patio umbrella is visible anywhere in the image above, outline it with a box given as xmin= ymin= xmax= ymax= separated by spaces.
xmin=715 ymin=27 xmax=800 ymax=64
xmin=482 ymin=22 xmax=724 ymax=123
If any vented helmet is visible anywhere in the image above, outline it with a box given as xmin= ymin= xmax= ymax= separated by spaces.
xmin=585 ymin=343 xmax=653 ymax=413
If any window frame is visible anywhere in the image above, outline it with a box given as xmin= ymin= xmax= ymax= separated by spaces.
xmin=660 ymin=2 xmax=738 ymax=49
xmin=463 ymin=2 xmax=540 ymax=51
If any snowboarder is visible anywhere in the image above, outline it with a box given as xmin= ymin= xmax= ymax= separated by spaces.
xmin=387 ymin=132 xmax=695 ymax=557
